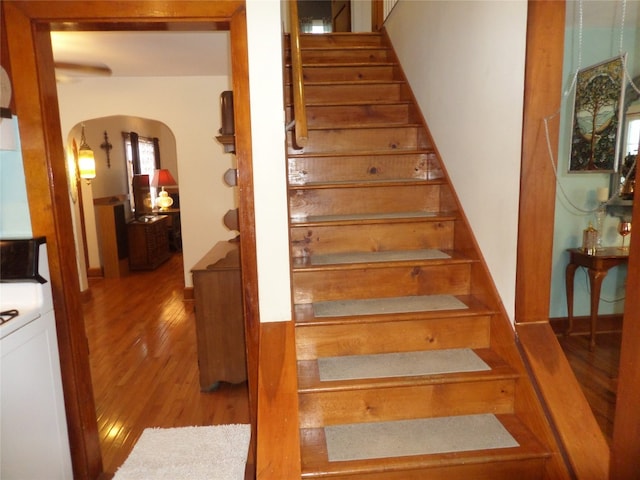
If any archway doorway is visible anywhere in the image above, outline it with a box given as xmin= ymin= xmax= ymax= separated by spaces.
xmin=2 ymin=2 xmax=257 ymax=478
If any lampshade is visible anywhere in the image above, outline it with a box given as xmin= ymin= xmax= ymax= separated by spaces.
xmin=151 ymin=169 xmax=177 ymax=188
xmin=152 ymin=169 xmax=177 ymax=210
xmin=78 ymin=124 xmax=96 ymax=182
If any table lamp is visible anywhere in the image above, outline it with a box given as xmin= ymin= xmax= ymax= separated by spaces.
xmin=151 ymin=168 xmax=177 ymax=210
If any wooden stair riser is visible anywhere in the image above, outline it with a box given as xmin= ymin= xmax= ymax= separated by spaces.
xmin=296 ymin=33 xmax=386 ymax=48
xmin=292 ymin=263 xmax=473 ymax=304
xmin=285 ymin=82 xmax=409 ymax=104
xmin=296 ymin=47 xmax=392 ymax=64
xmin=290 ymin=220 xmax=455 ymax=258
xmin=299 ymin=441 xmax=545 ymax=480
xmin=295 ymin=316 xmax=492 ymax=360
xmin=286 ymin=103 xmax=418 ymax=128
xmin=286 ymin=64 xmax=401 ymax=83
xmin=298 ymin=380 xmax=516 ymax=428
xmin=288 ymin=126 xmax=430 ymax=154
xmin=289 ymin=184 xmax=445 ymax=218
xmin=288 ymin=153 xmax=442 ymax=185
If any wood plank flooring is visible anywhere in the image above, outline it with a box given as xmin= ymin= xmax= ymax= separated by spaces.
xmin=81 ymin=249 xmax=619 ymax=473
xmin=82 ymin=253 xmax=250 ymax=476
xmin=556 ymin=326 xmax=621 ymax=444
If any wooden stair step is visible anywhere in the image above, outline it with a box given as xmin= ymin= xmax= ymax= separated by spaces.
xmin=289 ymin=64 xmax=401 ymax=83
xmin=288 ymin=82 xmax=408 ymax=104
xmin=294 ymin=248 xmax=454 ymax=269
xmin=299 ymin=47 xmax=392 ymax=64
xmin=309 ymin=293 xmax=469 ymax=316
xmin=290 ymin=104 xmax=417 ymax=127
xmin=287 ymin=127 xmax=430 ymax=155
xmin=300 ymin=414 xmax=548 ymax=479
xmin=290 ymin=218 xmax=456 ymax=258
xmin=295 ymin=294 xmax=491 ymax=325
xmin=292 ymin=263 xmax=474 ymax=304
xmin=298 ymin=348 xmax=515 ymax=391
xmin=295 ymin=295 xmax=493 ymax=360
xmin=290 ymin=211 xmax=454 ymax=226
xmin=292 ymin=251 xmax=474 ymax=273
xmin=297 ymin=33 xmax=386 ymax=48
xmin=288 ymin=152 xmax=443 ymax=185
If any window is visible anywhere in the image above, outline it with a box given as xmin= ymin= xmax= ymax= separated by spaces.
xmin=123 ymin=132 xmax=160 ymax=212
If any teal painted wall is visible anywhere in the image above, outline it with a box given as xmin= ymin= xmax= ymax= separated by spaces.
xmin=550 ymin=3 xmax=639 ymax=318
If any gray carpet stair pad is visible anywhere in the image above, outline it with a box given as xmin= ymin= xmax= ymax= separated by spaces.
xmin=313 ymin=294 xmax=468 ymax=318
xmin=317 ymin=348 xmax=490 ymax=381
xmin=325 ymin=414 xmax=519 ymax=462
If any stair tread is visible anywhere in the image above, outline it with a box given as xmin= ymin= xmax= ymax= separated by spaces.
xmin=292 ymin=249 xmax=473 ymax=271
xmin=288 ymin=148 xmax=434 ymax=158
xmin=291 ymin=211 xmax=456 ymax=226
xmin=300 ymin=413 xmax=549 ymax=477
xmin=304 ymin=79 xmax=404 ymax=86
xmin=298 ymin=348 xmax=516 ymax=391
xmin=295 ymin=295 xmax=493 ymax=325
xmin=289 ymin=178 xmax=444 ymax=189
xmin=307 ymin=122 xmax=421 ymax=130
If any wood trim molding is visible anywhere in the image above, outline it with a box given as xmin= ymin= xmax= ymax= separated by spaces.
xmin=256 ymin=321 xmax=301 ymax=479
xmin=516 ymin=0 xmax=565 ymax=323
xmin=3 ymin=2 xmax=251 ymax=478
xmin=610 ymin=163 xmax=640 ymax=477
xmin=517 ymin=322 xmax=609 ymax=478
xmin=183 ymin=286 xmax=195 ymax=301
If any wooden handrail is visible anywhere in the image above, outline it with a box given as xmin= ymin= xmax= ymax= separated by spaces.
xmin=288 ymin=0 xmax=308 ymax=148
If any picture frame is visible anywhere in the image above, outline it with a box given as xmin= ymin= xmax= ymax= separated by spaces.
xmin=569 ymin=54 xmax=626 ymax=173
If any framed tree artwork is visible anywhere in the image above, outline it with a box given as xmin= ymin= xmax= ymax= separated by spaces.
xmin=569 ymin=55 xmax=626 ymax=172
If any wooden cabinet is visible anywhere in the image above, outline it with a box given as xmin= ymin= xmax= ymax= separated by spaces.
xmin=127 ymin=216 xmax=170 ymax=270
xmin=95 ymin=200 xmax=129 ymax=278
xmin=191 ymin=241 xmax=246 ymax=390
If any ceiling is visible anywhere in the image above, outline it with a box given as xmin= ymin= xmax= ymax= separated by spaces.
xmin=51 ymin=31 xmax=231 ymax=81
xmin=49 ymin=1 xmax=638 ymax=82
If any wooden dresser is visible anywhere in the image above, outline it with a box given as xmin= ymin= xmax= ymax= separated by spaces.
xmin=127 ymin=216 xmax=170 ymax=270
xmin=191 ymin=240 xmax=246 ymax=390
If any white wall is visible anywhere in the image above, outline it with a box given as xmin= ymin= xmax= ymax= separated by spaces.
xmin=246 ymin=0 xmax=292 ymax=323
xmin=57 ymin=75 xmax=235 ymax=288
xmin=385 ymin=0 xmax=527 ymax=323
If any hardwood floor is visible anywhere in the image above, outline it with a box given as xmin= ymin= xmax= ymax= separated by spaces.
xmin=82 ymin=253 xmax=250 ymax=475
xmin=556 ymin=325 xmax=621 ymax=445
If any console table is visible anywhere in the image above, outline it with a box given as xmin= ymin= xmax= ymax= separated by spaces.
xmin=191 ymin=241 xmax=246 ymax=390
xmin=565 ymin=247 xmax=628 ymax=350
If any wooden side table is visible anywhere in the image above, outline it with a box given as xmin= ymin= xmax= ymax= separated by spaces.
xmin=565 ymin=247 xmax=628 ymax=350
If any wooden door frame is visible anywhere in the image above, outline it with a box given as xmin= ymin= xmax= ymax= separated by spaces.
xmin=2 ymin=2 xmax=258 ymax=478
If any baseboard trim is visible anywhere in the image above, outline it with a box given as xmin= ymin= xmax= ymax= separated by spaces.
xmin=87 ymin=267 xmax=103 ymax=278
xmin=80 ymin=288 xmax=93 ymax=303
xmin=549 ymin=314 xmax=623 ymax=335
xmin=183 ymin=286 xmax=194 ymax=301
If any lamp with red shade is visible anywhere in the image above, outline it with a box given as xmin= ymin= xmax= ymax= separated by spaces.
xmin=151 ymin=168 xmax=177 ymax=211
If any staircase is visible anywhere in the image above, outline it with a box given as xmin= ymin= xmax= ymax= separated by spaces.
xmin=283 ymin=32 xmax=567 ymax=479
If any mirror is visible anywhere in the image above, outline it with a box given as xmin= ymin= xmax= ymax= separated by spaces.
xmin=608 ymin=75 xmax=640 ymax=220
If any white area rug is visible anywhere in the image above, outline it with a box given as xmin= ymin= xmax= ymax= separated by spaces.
xmin=113 ymin=424 xmax=250 ymax=480
xmin=325 ymin=414 xmax=519 ymax=462
xmin=318 ymin=348 xmax=490 ymax=381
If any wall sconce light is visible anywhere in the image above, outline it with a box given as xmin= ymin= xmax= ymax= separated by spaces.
xmin=151 ymin=168 xmax=177 ymax=211
xmin=78 ymin=124 xmax=96 ymax=184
